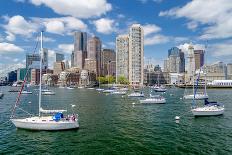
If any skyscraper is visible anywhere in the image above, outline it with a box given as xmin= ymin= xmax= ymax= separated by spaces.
xmin=166 ymin=47 xmax=185 ymax=73
xmin=56 ymin=53 xmax=64 ymax=62
xmin=71 ymin=51 xmax=74 ymax=67
xmin=194 ymin=50 xmax=204 ymax=70
xmin=86 ymin=36 xmax=102 ymax=76
xmin=116 ymin=34 xmax=129 ymax=80
xmin=129 ymin=24 xmax=144 ymax=85
xmin=73 ymin=32 xmax=87 ymax=69
xmin=26 ymin=53 xmax=40 ymax=69
xmin=102 ymin=49 xmax=116 ymax=76
xmin=186 ymin=44 xmax=195 ymax=83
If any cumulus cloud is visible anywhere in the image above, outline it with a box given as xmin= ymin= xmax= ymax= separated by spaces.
xmin=0 ymin=42 xmax=24 ymax=54
xmin=29 ymin=0 xmax=112 ymax=18
xmin=159 ymin=0 xmax=232 ymax=40
xmin=3 ymin=15 xmax=40 ymax=38
xmin=93 ymin=18 xmax=116 ymax=34
xmin=32 ymin=16 xmax=87 ymax=35
xmin=144 ymin=34 xmax=170 ymax=45
xmin=210 ymin=42 xmax=232 ymax=57
xmin=178 ymin=43 xmax=205 ymax=54
xmin=143 ymin=24 xmax=161 ymax=36
xmin=6 ymin=32 xmax=16 ymax=41
xmin=0 ymin=63 xmax=24 ymax=77
xmin=58 ymin=44 xmax=74 ymax=54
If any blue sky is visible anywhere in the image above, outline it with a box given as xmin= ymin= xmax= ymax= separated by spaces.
xmin=0 ymin=0 xmax=232 ymax=76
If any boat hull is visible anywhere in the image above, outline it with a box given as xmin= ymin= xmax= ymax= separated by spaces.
xmin=191 ymin=107 xmax=224 ymax=116
xmin=184 ymin=94 xmax=208 ymax=100
xmin=11 ymin=118 xmax=79 ymax=131
xmin=140 ymin=99 xmax=166 ymax=104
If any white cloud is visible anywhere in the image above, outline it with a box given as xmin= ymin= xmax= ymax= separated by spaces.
xmin=159 ymin=0 xmax=232 ymax=40
xmin=58 ymin=44 xmax=74 ymax=54
xmin=210 ymin=42 xmax=232 ymax=57
xmin=0 ymin=42 xmax=24 ymax=54
xmin=4 ymin=15 xmax=40 ymax=37
xmin=29 ymin=0 xmax=112 ymax=18
xmin=143 ymin=24 xmax=161 ymax=36
xmin=32 ymin=16 xmax=87 ymax=35
xmin=6 ymin=32 xmax=16 ymax=41
xmin=93 ymin=18 xmax=116 ymax=34
xmin=145 ymin=34 xmax=170 ymax=45
xmin=178 ymin=43 xmax=205 ymax=54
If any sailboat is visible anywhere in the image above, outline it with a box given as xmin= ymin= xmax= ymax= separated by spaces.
xmin=191 ymin=67 xmax=224 ymax=116
xmin=153 ymin=72 xmax=166 ymax=92
xmin=140 ymin=67 xmax=166 ymax=104
xmin=10 ymin=32 xmax=79 ymax=130
xmin=184 ymin=71 xmax=208 ymax=100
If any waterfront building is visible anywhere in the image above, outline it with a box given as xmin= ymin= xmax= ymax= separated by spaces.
xmin=101 ymin=49 xmax=116 ymax=76
xmin=42 ymin=48 xmax=48 ymax=69
xmin=42 ymin=73 xmax=58 ymax=86
xmin=194 ymin=50 xmax=204 ymax=70
xmin=84 ymin=58 xmax=97 ymax=73
xmin=116 ymin=34 xmax=129 ymax=81
xmin=87 ymin=36 xmax=102 ymax=76
xmin=163 ymin=59 xmax=169 ymax=72
xmin=73 ymin=32 xmax=87 ymax=69
xmin=17 ymin=68 xmax=27 ymax=81
xmin=7 ymin=70 xmax=17 ymax=83
xmin=129 ymin=24 xmax=144 ymax=85
xmin=53 ymin=62 xmax=65 ymax=75
xmin=30 ymin=69 xmax=53 ymax=85
xmin=227 ymin=63 xmax=232 ymax=80
xmin=65 ymin=60 xmax=70 ymax=69
xmin=56 ymin=53 xmax=64 ymax=62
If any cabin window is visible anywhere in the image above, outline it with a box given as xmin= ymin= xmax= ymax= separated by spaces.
xmin=42 ymin=120 xmax=46 ymax=122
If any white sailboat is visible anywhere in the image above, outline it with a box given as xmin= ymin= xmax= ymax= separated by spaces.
xmin=128 ymin=91 xmax=144 ymax=97
xmin=10 ymin=32 xmax=79 ymax=130
xmin=191 ymin=67 xmax=224 ymax=117
xmin=184 ymin=72 xmax=208 ymax=100
xmin=21 ymin=90 xmax=33 ymax=94
xmin=111 ymin=91 xmax=127 ymax=95
xmin=140 ymin=66 xmax=166 ymax=104
xmin=153 ymin=72 xmax=167 ymax=92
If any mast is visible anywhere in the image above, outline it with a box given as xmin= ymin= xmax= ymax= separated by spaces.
xmin=39 ymin=31 xmax=43 ymax=117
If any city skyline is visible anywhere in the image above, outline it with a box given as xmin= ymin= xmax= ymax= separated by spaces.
xmin=0 ymin=0 xmax=232 ymax=77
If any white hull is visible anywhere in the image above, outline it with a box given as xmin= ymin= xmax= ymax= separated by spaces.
xmin=42 ymin=92 xmax=55 ymax=95
xmin=96 ymin=88 xmax=104 ymax=91
xmin=191 ymin=106 xmax=224 ymax=116
xmin=103 ymin=89 xmax=115 ymax=93
xmin=111 ymin=91 xmax=127 ymax=95
xmin=140 ymin=98 xmax=166 ymax=104
xmin=128 ymin=93 xmax=144 ymax=97
xmin=0 ymin=93 xmax=4 ymax=99
xmin=87 ymin=88 xmax=95 ymax=90
xmin=11 ymin=117 xmax=79 ymax=131
xmin=154 ymin=88 xmax=166 ymax=92
xmin=21 ymin=91 xmax=32 ymax=94
xmin=184 ymin=94 xmax=208 ymax=100
xmin=66 ymin=87 xmax=74 ymax=90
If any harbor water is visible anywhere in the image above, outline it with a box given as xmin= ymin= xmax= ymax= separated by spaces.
xmin=0 ymin=86 xmax=232 ymax=154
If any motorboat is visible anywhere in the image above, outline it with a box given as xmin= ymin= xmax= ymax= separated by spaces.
xmin=66 ymin=87 xmax=74 ymax=90
xmin=87 ymin=87 xmax=95 ymax=90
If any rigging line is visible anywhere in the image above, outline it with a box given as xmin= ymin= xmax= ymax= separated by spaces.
xmin=10 ymin=33 xmax=40 ymax=118
xmin=17 ymin=107 xmax=35 ymax=117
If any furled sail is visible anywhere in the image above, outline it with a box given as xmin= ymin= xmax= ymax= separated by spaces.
xmin=40 ymin=108 xmax=67 ymax=114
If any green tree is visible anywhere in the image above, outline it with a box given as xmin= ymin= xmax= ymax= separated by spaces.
xmin=118 ymin=76 xmax=129 ymax=85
